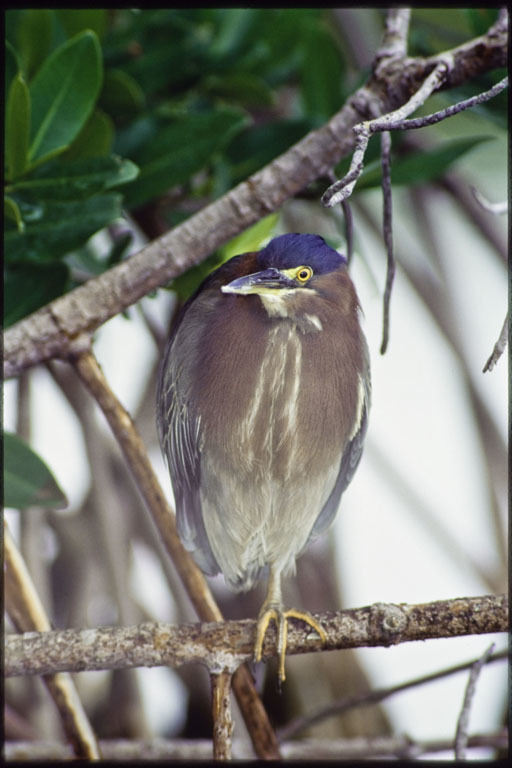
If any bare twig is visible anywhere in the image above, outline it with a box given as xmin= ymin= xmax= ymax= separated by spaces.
xmin=341 ymin=200 xmax=354 ymax=265
xmin=322 ymin=60 xmax=452 ymax=208
xmin=380 ymin=129 xmax=394 ymax=354
xmin=372 ymin=76 xmax=508 ymax=131
xmin=279 ymin=647 xmax=507 ymax=740
xmin=455 ymin=643 xmax=496 ymax=760
xmin=5 ymin=595 xmax=508 ymax=679
xmin=4 ymin=523 xmax=101 ymax=760
xmin=483 ymin=313 xmax=508 ymax=373
xmin=4 ymin=730 xmax=508 ymax=761
xmin=69 ymin=349 xmax=280 ymax=760
xmin=471 ymin=186 xmax=507 ymax=216
xmin=4 ymin=13 xmax=507 ymax=379
xmin=211 ymin=673 xmax=234 ymax=761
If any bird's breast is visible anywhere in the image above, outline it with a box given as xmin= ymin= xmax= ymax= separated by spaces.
xmin=237 ymin=324 xmax=303 ymax=479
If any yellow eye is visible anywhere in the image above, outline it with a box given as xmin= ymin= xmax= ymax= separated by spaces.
xmin=296 ymin=266 xmax=313 ymax=283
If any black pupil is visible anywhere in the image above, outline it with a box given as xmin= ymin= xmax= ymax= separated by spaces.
xmin=299 ymin=270 xmax=308 ymax=280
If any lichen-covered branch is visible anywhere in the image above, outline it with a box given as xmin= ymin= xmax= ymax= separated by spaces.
xmin=3 ymin=11 xmax=507 ymax=379
xmin=6 ymin=595 xmax=507 ymax=679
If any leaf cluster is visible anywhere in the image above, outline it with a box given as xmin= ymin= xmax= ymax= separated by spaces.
xmin=4 ymin=8 xmax=350 ymax=328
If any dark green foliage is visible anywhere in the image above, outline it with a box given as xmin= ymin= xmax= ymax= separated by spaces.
xmin=3 ymin=8 xmax=506 ymax=332
xmin=4 ymin=433 xmax=68 ymax=510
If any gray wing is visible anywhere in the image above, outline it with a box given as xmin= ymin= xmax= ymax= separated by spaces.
xmin=156 ymin=340 xmax=220 ymax=577
xmin=308 ymin=369 xmax=371 ymax=541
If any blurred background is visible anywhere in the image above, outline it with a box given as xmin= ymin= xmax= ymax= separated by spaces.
xmin=4 ymin=8 xmax=507 ymax=760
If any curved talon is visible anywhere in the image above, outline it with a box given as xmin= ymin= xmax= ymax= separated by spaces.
xmin=254 ymin=607 xmax=327 ymax=683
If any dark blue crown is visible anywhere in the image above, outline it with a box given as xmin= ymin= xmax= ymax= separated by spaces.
xmin=257 ymin=233 xmax=346 ymax=275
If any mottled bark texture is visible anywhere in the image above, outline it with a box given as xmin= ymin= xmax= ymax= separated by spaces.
xmin=6 ymin=595 xmax=508 ymax=679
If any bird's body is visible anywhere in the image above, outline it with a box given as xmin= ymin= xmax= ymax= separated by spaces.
xmin=157 ymin=233 xmax=370 ymax=679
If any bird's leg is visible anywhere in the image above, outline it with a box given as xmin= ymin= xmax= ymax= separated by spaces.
xmin=254 ymin=564 xmax=327 ymax=683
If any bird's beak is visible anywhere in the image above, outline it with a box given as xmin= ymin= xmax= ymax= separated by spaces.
xmin=221 ymin=268 xmax=295 ymax=296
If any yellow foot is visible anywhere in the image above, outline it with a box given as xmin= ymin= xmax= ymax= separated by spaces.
xmin=254 ymin=606 xmax=327 ymax=683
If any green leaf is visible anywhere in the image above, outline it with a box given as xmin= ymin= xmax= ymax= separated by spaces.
xmin=9 ymin=156 xmax=139 ymax=200
xmin=4 ymin=432 xmax=68 ymax=509
xmin=171 ymin=252 xmax=222 ymax=303
xmin=4 ymin=261 xmax=70 ymax=327
xmin=17 ymin=9 xmax=55 ymax=80
xmin=100 ymin=69 xmax=146 ymax=117
xmin=172 ymin=214 xmax=279 ymax=301
xmin=28 ymin=30 xmax=103 ymax=166
xmin=300 ymin=24 xmax=345 ymax=122
xmin=5 ymin=73 xmax=31 ymax=181
xmin=63 ymin=108 xmax=115 ymax=162
xmin=56 ymin=9 xmax=107 ymax=40
xmin=5 ymin=40 xmax=20 ymax=94
xmin=219 ymin=214 xmax=279 ymax=260
xmin=226 ymin=118 xmax=313 ymax=183
xmin=357 ymin=136 xmax=494 ymax=189
xmin=124 ymin=108 xmax=248 ymax=208
xmin=4 ymin=196 xmax=25 ymax=232
xmin=4 ymin=194 xmax=123 ymax=264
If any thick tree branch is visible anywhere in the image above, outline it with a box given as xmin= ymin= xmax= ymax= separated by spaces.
xmin=6 ymin=595 xmax=507 ymax=679
xmin=3 ymin=11 xmax=507 ymax=379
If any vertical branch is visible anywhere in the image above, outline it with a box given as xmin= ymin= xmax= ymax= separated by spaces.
xmin=4 ymin=523 xmax=101 ymax=759
xmin=380 ymin=130 xmax=395 ymax=354
xmin=454 ymin=643 xmax=496 ymax=760
xmin=211 ymin=672 xmax=234 ymax=761
xmin=70 ymin=348 xmax=281 ymax=760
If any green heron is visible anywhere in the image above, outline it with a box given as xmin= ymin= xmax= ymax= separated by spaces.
xmin=157 ymin=233 xmax=370 ymax=681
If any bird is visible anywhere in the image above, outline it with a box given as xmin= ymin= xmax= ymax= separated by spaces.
xmin=157 ymin=232 xmax=370 ymax=682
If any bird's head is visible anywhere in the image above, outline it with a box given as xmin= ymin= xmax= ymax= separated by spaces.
xmin=221 ymin=233 xmax=348 ymax=324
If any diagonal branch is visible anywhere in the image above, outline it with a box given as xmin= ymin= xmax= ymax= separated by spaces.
xmin=70 ymin=349 xmax=280 ymax=760
xmin=3 ymin=11 xmax=507 ymax=379
xmin=4 ymin=523 xmax=101 ymax=759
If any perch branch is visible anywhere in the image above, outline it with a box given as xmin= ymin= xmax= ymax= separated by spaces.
xmin=6 ymin=594 xmax=507 ymax=678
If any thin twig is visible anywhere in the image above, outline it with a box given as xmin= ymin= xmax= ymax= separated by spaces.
xmin=483 ymin=313 xmax=508 ymax=373
xmin=454 ymin=643 xmax=496 ymax=760
xmin=279 ymin=648 xmax=507 ymax=740
xmin=380 ymin=129 xmax=394 ymax=354
xmin=4 ymin=523 xmax=101 ymax=760
xmin=372 ymin=76 xmax=508 ymax=131
xmin=211 ymin=673 xmax=234 ymax=761
xmin=70 ymin=349 xmax=281 ymax=761
xmin=322 ymin=60 xmax=452 ymax=207
xmin=471 ymin=185 xmax=508 ymax=216
xmin=341 ymin=200 xmax=354 ymax=265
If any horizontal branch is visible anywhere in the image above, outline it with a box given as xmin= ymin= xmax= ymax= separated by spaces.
xmin=5 ymin=731 xmax=508 ymax=761
xmin=5 ymin=595 xmax=507 ymax=679
xmin=3 ymin=11 xmax=507 ymax=379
